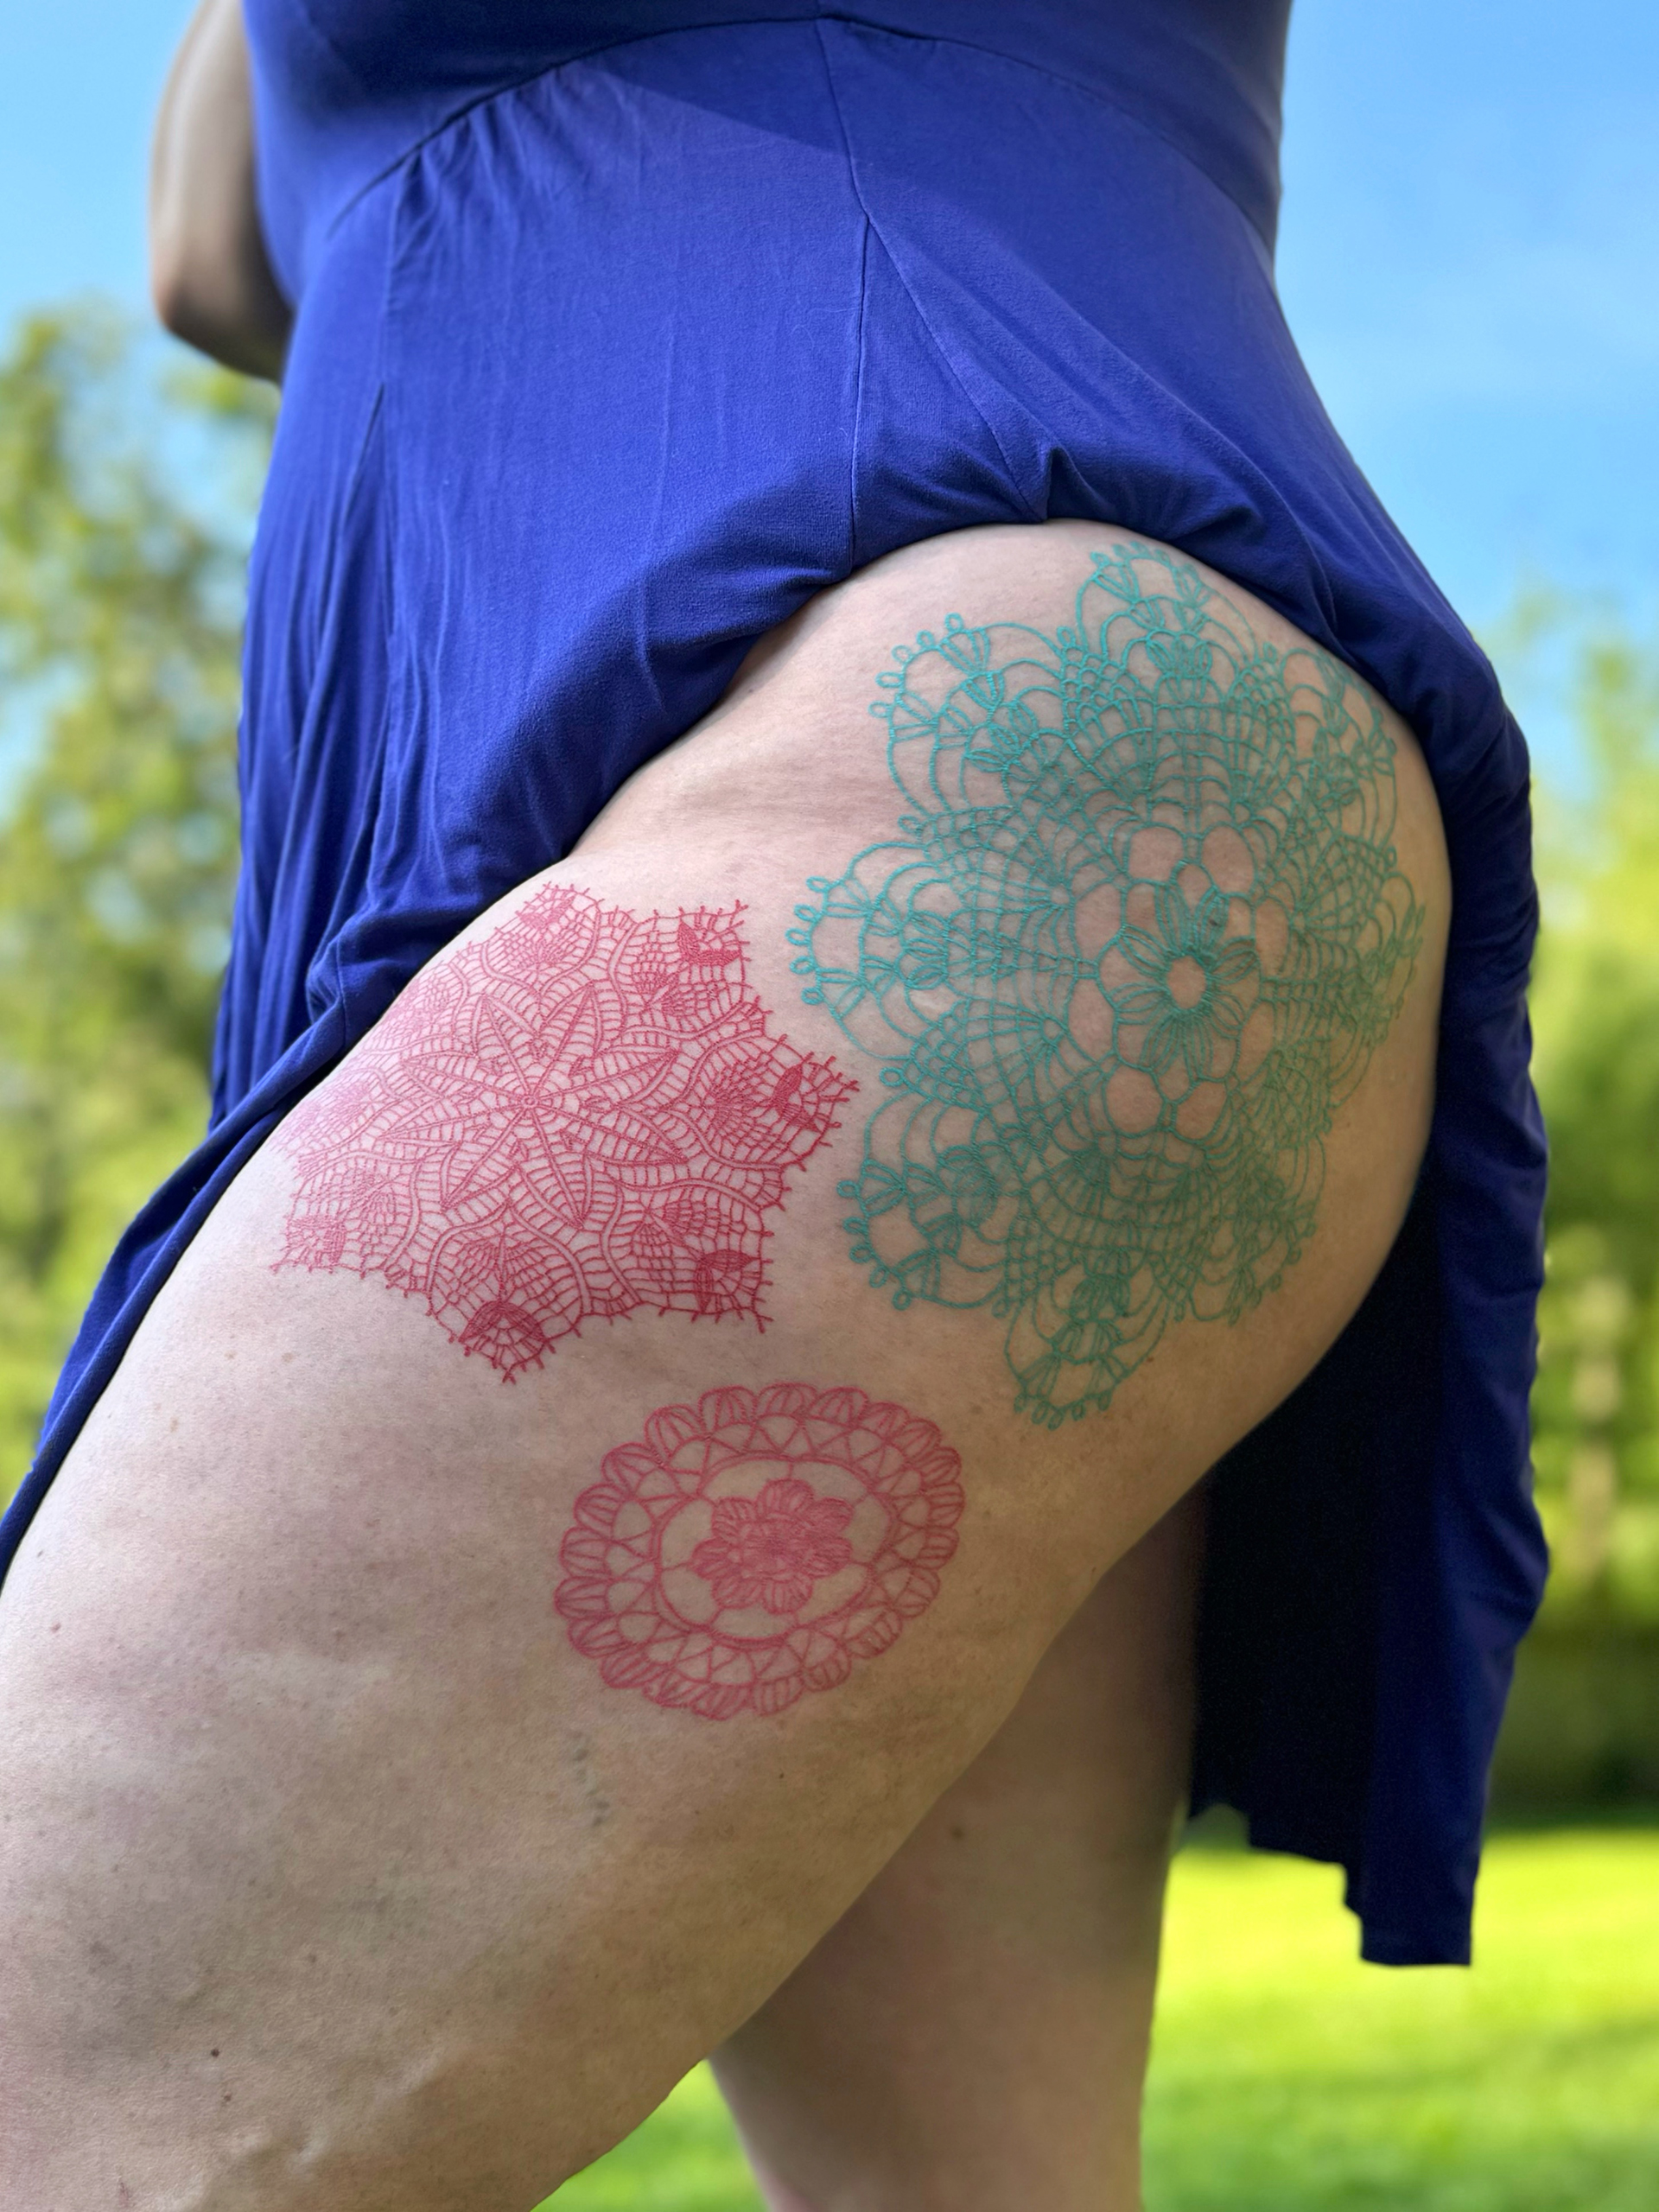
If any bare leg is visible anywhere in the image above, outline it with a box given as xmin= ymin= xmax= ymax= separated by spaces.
xmin=0 ymin=524 xmax=1446 ymax=2209
xmin=719 ymin=1494 xmax=1204 ymax=2212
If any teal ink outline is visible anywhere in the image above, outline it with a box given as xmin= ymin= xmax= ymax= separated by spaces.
xmin=788 ymin=543 xmax=1425 ymax=1427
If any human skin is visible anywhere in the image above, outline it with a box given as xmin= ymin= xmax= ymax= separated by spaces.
xmin=717 ymin=1491 xmax=1205 ymax=2212
xmin=0 ymin=521 xmax=1448 ymax=2209
xmin=149 ymin=0 xmax=291 ymax=381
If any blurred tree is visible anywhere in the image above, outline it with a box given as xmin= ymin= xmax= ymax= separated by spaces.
xmin=0 ymin=304 xmax=271 ymax=1497
xmin=1523 ymin=607 xmax=1659 ymax=1618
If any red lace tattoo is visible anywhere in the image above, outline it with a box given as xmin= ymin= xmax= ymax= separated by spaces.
xmin=555 ymin=1382 xmax=964 ymax=1718
xmin=275 ymin=887 xmax=854 ymax=1376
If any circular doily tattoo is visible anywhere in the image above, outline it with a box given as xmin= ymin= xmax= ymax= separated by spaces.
xmin=789 ymin=542 xmax=1425 ymax=1427
xmin=554 ymin=1382 xmax=963 ymax=1718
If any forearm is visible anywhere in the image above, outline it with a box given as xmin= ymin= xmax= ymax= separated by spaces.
xmin=149 ymin=0 xmax=292 ymax=383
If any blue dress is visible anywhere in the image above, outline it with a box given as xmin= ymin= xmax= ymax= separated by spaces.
xmin=2 ymin=0 xmax=1547 ymax=1966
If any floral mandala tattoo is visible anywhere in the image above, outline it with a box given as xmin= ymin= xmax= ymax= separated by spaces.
xmin=555 ymin=1382 xmax=963 ymax=1718
xmin=276 ymin=886 xmax=853 ymax=1376
xmin=789 ymin=543 xmax=1424 ymax=1427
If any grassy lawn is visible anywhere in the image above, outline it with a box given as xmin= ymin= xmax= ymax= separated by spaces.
xmin=545 ymin=1825 xmax=1659 ymax=2210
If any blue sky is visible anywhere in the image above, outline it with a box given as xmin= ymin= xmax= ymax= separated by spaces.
xmin=2 ymin=0 xmax=1656 ymax=759
xmin=1278 ymin=0 xmax=1659 ymax=633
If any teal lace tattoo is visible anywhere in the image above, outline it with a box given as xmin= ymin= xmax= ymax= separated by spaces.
xmin=788 ymin=543 xmax=1425 ymax=1427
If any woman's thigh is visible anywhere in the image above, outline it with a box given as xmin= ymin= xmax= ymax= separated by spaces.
xmin=0 ymin=523 xmax=1447 ymax=2211
xmin=715 ymin=1491 xmax=1205 ymax=2212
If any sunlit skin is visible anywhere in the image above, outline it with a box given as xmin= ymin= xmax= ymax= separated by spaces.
xmin=149 ymin=0 xmax=291 ymax=381
xmin=792 ymin=543 xmax=1424 ymax=1428
xmin=0 ymin=517 xmax=1448 ymax=2211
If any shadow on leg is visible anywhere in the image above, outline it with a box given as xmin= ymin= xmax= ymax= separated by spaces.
xmin=717 ymin=1492 xmax=1205 ymax=2212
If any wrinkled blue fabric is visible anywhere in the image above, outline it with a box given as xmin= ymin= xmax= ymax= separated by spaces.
xmin=3 ymin=0 xmax=1547 ymax=1966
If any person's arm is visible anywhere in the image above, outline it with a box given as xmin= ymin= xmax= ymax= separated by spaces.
xmin=149 ymin=0 xmax=292 ymax=382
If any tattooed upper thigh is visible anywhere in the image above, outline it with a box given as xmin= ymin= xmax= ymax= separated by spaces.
xmin=269 ymin=536 xmax=1427 ymax=1719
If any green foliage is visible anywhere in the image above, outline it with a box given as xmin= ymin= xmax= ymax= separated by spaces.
xmin=546 ymin=1830 xmax=1659 ymax=2209
xmin=1518 ymin=604 xmax=1659 ymax=1617
xmin=1529 ymin=614 xmax=1659 ymax=1282
xmin=0 ymin=305 xmax=270 ymax=1497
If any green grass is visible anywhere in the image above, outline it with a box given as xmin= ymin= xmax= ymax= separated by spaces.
xmin=543 ymin=2071 xmax=761 ymax=2212
xmin=545 ymin=1827 xmax=1659 ymax=2210
xmin=1145 ymin=1827 xmax=1659 ymax=2209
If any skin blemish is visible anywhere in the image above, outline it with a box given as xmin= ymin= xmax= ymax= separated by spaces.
xmin=1066 ymin=979 xmax=1113 ymax=1058
xmin=1127 ymin=825 xmax=1183 ymax=881
xmin=1122 ymin=881 xmax=1159 ymax=931
xmin=1201 ymin=824 xmax=1255 ymax=893
xmin=568 ymin=1734 xmax=613 ymax=1829
xmin=556 ymin=1383 xmax=963 ymax=1719
xmin=1176 ymin=1083 xmax=1226 ymax=1141
xmin=1071 ymin=881 xmax=1122 ymax=959
xmin=275 ymin=888 xmax=853 ymax=1376
xmin=1174 ymin=861 xmax=1213 ymax=910
xmin=1253 ymin=898 xmax=1291 ymax=975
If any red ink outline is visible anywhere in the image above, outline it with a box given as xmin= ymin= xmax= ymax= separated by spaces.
xmin=555 ymin=1382 xmax=964 ymax=1718
xmin=276 ymin=887 xmax=854 ymax=1375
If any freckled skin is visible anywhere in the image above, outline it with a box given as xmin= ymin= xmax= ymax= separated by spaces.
xmin=0 ymin=524 xmax=1447 ymax=2212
